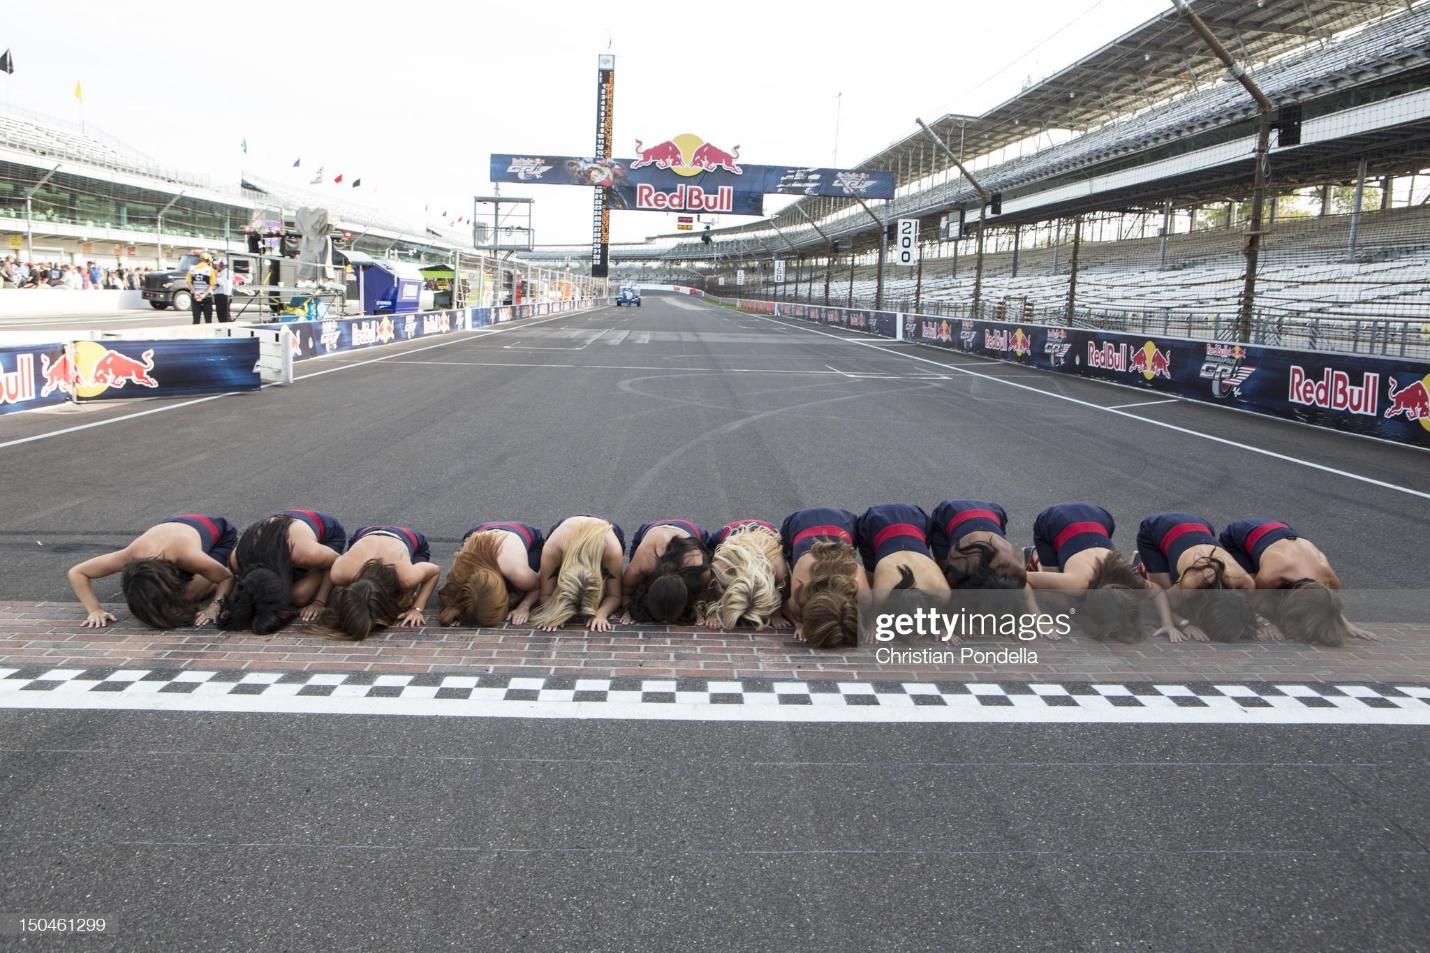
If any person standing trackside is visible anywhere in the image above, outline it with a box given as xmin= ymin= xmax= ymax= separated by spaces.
xmin=187 ymin=252 xmax=217 ymax=324
xmin=213 ymin=260 xmax=233 ymax=323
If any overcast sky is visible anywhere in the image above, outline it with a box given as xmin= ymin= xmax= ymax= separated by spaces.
xmin=4 ymin=0 xmax=1170 ymax=245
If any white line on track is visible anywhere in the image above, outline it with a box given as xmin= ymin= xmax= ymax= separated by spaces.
xmin=0 ymin=308 xmax=608 ymax=450
xmin=745 ymin=312 xmax=1430 ymax=503
xmin=1109 ymin=398 xmax=1183 ymax=410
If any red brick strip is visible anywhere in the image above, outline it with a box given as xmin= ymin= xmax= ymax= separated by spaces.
xmin=3 ymin=602 xmax=1427 ymax=683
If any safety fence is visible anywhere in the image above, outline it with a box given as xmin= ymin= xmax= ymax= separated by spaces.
xmin=0 ymin=297 xmax=613 ymax=416
xmin=732 ymin=298 xmax=1430 ymax=450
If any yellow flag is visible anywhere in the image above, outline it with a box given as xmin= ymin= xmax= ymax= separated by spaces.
xmin=74 ymin=80 xmax=83 ymax=102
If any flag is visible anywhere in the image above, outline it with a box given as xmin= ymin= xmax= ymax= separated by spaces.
xmin=292 ymin=158 xmax=301 ymax=167
xmin=310 ymin=165 xmax=324 ymax=185
xmin=351 ymin=178 xmax=361 ymax=188
xmin=240 ymin=137 xmax=248 ymax=155
xmin=334 ymin=173 xmax=343 ymax=184
xmin=74 ymin=80 xmax=83 ymax=102
xmin=0 ymin=50 xmax=13 ymax=75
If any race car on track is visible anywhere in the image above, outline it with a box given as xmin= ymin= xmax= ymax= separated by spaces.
xmin=616 ymin=286 xmax=641 ymax=307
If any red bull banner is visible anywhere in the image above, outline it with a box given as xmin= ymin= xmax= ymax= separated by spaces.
xmin=0 ymin=342 xmax=70 ymax=415
xmin=15 ymin=338 xmax=260 ymax=407
xmin=492 ymin=138 xmax=896 ymax=215
xmin=757 ymin=300 xmax=1430 ymax=449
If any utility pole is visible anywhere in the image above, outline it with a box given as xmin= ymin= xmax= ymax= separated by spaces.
xmin=1174 ymin=0 xmax=1273 ymax=343
xmin=917 ymin=118 xmax=991 ymax=317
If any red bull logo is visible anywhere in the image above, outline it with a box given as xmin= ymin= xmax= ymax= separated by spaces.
xmin=634 ymin=183 xmax=734 ymax=212
xmin=1130 ymin=340 xmax=1172 ymax=381
xmin=1384 ymin=374 xmax=1430 ymax=429
xmin=1011 ymin=328 xmax=1032 ymax=357
xmin=631 ymin=134 xmax=744 ymax=177
xmin=39 ymin=342 xmax=158 ymax=399
xmin=39 ymin=350 xmax=76 ymax=398
xmin=1288 ymin=365 xmax=1379 ymax=416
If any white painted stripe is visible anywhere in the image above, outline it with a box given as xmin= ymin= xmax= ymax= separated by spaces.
xmin=750 ymin=314 xmax=1430 ymax=502
xmin=0 ymin=690 xmax=1423 ymax=724
xmin=1108 ymin=398 xmax=1181 ymax=410
xmin=0 ymin=307 xmax=609 ymax=449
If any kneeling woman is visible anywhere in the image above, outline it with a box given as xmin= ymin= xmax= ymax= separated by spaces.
xmin=1026 ymin=502 xmax=1161 ymax=642
xmin=1135 ymin=512 xmax=1258 ymax=642
xmin=438 ymin=521 xmax=545 ymax=627
xmin=620 ymin=518 xmax=711 ymax=624
xmin=320 ymin=524 xmax=440 ymax=640
xmin=699 ymin=519 xmax=789 ymax=630
xmin=67 ymin=513 xmax=236 ymax=629
xmin=197 ymin=509 xmax=348 ymax=633
xmin=856 ymin=504 xmax=951 ymax=598
xmin=529 ymin=516 xmax=626 ymax=632
xmin=928 ymin=499 xmax=1027 ymax=589
xmin=780 ymin=507 xmax=870 ymax=647
xmin=1219 ymin=518 xmax=1376 ymax=645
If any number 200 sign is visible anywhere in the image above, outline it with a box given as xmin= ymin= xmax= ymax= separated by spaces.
xmin=895 ymin=218 xmax=919 ymax=266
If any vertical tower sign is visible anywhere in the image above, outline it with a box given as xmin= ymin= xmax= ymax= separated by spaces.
xmin=592 ymin=54 xmax=615 ymax=278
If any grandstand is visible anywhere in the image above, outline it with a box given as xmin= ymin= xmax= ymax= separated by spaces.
xmin=0 ymin=107 xmax=473 ymax=269
xmin=536 ymin=0 xmax=1430 ymax=357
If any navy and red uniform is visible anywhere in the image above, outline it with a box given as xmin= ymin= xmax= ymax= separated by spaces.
xmin=281 ymin=509 xmax=348 ymax=554
xmin=928 ymin=500 xmax=1008 ymax=565
xmin=1135 ymin=513 xmax=1218 ymax=583
xmin=1218 ymin=519 xmax=1300 ymax=575
xmin=163 ymin=514 xmax=237 ymax=569
xmin=855 ymin=503 xmax=934 ymax=572
xmin=547 ymin=516 xmax=626 ymax=553
xmin=780 ymin=508 xmax=857 ymax=564
xmin=462 ymin=521 xmax=546 ymax=572
xmin=1032 ymin=503 xmax=1115 ymax=570
xmin=712 ymin=519 xmax=779 ymax=546
xmin=349 ymin=525 xmax=431 ymax=564
xmin=628 ymin=519 xmax=709 ymax=556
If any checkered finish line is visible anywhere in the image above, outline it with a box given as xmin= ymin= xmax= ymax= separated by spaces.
xmin=2 ymin=667 xmax=1427 ymax=724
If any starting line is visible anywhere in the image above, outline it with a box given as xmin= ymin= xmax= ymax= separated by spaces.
xmin=2 ymin=668 xmax=1426 ymax=725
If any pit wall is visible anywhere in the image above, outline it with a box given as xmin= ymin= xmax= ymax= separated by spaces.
xmin=0 ymin=297 xmax=612 ymax=416
xmin=737 ymin=299 xmax=1430 ymax=450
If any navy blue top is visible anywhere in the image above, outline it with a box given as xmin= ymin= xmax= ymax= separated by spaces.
xmin=1135 ymin=512 xmax=1218 ymax=583
xmin=1032 ymin=502 xmax=1115 ymax=570
xmin=780 ymin=508 xmax=857 ymax=564
xmin=855 ymin=503 xmax=934 ymax=572
xmin=928 ymin=500 xmax=1008 ymax=564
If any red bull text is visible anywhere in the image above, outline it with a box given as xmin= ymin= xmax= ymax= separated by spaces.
xmin=1 ymin=353 xmax=38 ymax=406
xmin=1288 ymin=365 xmax=1379 ymax=416
xmin=635 ymin=183 xmax=735 ymax=212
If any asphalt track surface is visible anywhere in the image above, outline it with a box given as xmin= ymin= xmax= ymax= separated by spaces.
xmin=1 ymin=293 xmax=1427 ymax=951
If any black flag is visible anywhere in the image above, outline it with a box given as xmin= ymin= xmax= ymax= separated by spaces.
xmin=0 ymin=50 xmax=13 ymax=75
xmin=351 ymin=178 xmax=361 ymax=188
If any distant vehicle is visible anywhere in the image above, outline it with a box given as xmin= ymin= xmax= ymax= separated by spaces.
xmin=615 ymin=286 xmax=641 ymax=307
xmin=141 ymin=252 xmax=289 ymax=312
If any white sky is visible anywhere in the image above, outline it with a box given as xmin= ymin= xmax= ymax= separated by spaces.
xmin=4 ymin=0 xmax=1169 ymax=245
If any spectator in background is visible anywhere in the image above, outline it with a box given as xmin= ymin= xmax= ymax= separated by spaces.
xmin=213 ymin=259 xmax=233 ymax=323
xmin=88 ymin=260 xmax=101 ymax=288
xmin=47 ymin=262 xmax=62 ymax=285
xmin=187 ymin=251 xmax=217 ymax=324
xmin=65 ymin=265 xmax=83 ymax=290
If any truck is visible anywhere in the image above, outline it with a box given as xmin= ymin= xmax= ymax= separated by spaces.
xmin=141 ymin=251 xmax=299 ymax=315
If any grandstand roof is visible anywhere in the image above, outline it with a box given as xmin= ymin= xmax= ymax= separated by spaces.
xmin=863 ymin=0 xmax=1417 ymax=186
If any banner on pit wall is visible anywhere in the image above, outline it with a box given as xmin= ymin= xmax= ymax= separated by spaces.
xmin=268 ymin=299 xmax=610 ymax=361
xmin=0 ymin=341 xmax=70 ymax=415
xmin=1 ymin=338 xmax=259 ymax=411
xmin=740 ymin=300 xmax=1430 ymax=449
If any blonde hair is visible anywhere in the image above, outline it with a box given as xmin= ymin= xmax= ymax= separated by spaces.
xmin=437 ymin=531 xmax=509 ymax=627
xmin=528 ymin=520 xmax=610 ymax=628
xmin=801 ymin=540 xmax=861 ymax=648
xmin=700 ymin=525 xmax=782 ymax=629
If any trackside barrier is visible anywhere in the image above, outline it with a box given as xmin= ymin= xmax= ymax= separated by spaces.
xmin=262 ymin=297 xmax=613 ymax=365
xmin=0 ymin=336 xmax=261 ymax=415
xmin=739 ymin=299 xmax=1430 ymax=450
xmin=0 ymin=297 xmax=614 ymax=415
